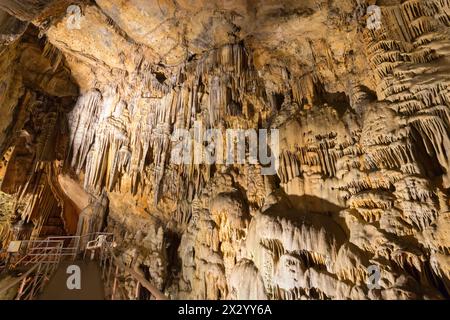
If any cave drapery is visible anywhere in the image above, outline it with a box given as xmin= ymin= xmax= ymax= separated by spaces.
xmin=0 ymin=0 xmax=449 ymax=300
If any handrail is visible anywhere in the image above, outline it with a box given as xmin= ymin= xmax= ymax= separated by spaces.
xmin=0 ymin=243 xmax=62 ymax=299
xmin=46 ymin=232 xmax=114 ymax=260
xmin=9 ymin=240 xmax=63 ymax=269
xmin=47 ymin=232 xmax=114 ymax=239
xmin=110 ymin=252 xmax=168 ymax=300
xmin=1 ymin=232 xmax=168 ymax=300
xmin=95 ymin=243 xmax=168 ymax=300
xmin=0 ymin=262 xmax=40 ymax=295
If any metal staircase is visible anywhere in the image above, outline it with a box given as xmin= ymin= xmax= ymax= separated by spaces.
xmin=0 ymin=233 xmax=167 ymax=300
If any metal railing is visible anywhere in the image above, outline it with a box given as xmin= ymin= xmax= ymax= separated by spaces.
xmin=0 ymin=232 xmax=168 ymax=300
xmin=0 ymin=241 xmax=63 ymax=300
xmin=96 ymin=244 xmax=167 ymax=300
xmin=46 ymin=232 xmax=114 ymax=261
xmin=0 ymin=234 xmax=110 ymax=300
xmin=9 ymin=239 xmax=64 ymax=268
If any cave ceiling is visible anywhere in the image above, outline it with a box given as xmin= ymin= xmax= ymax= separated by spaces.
xmin=0 ymin=0 xmax=449 ymax=300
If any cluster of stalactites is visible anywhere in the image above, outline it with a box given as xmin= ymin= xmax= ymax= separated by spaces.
xmin=67 ymin=43 xmax=270 ymax=205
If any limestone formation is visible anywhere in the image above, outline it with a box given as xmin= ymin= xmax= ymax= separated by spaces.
xmin=0 ymin=0 xmax=449 ymax=300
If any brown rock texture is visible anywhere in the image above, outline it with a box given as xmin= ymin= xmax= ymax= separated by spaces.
xmin=0 ymin=0 xmax=449 ymax=300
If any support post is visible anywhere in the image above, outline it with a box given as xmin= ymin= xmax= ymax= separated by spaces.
xmin=112 ymin=265 xmax=119 ymax=300
xmin=16 ymin=276 xmax=27 ymax=300
xmin=28 ymin=263 xmax=42 ymax=299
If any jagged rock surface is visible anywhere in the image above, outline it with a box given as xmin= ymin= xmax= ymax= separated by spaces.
xmin=0 ymin=0 xmax=449 ymax=300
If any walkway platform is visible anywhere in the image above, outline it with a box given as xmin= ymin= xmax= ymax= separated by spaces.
xmin=38 ymin=260 xmax=105 ymax=300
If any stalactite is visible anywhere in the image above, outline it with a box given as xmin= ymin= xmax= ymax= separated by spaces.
xmin=65 ymin=43 xmax=266 ymax=205
xmin=1 ymin=0 xmax=450 ymax=301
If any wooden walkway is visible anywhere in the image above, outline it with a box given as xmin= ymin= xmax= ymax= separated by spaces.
xmin=38 ymin=260 xmax=105 ymax=300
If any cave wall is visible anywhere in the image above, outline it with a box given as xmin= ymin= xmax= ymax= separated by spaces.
xmin=0 ymin=0 xmax=449 ymax=300
xmin=0 ymin=19 xmax=79 ymax=242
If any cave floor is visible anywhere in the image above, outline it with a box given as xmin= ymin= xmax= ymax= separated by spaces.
xmin=38 ymin=260 xmax=104 ymax=300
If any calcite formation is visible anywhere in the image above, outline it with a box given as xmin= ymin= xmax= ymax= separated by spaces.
xmin=0 ymin=0 xmax=449 ymax=300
